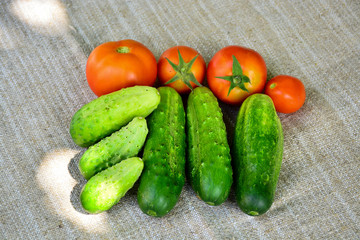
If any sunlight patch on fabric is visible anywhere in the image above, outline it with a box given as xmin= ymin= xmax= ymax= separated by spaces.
xmin=10 ymin=0 xmax=69 ymax=36
xmin=36 ymin=148 xmax=109 ymax=233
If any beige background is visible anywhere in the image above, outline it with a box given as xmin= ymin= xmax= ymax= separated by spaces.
xmin=1 ymin=0 xmax=359 ymax=239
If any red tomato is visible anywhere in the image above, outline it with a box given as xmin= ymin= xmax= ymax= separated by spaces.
xmin=157 ymin=46 xmax=206 ymax=94
xmin=86 ymin=39 xmax=157 ymax=96
xmin=207 ymin=45 xmax=267 ymax=105
xmin=265 ymin=75 xmax=306 ymax=113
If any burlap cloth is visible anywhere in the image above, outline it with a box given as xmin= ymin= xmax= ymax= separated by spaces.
xmin=1 ymin=0 xmax=359 ymax=239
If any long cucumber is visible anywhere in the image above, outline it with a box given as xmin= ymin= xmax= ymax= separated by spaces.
xmin=137 ymin=87 xmax=186 ymax=217
xmin=233 ymin=93 xmax=283 ymax=216
xmin=186 ymin=87 xmax=233 ymax=206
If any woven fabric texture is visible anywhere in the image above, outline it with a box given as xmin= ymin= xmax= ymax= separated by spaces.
xmin=1 ymin=0 xmax=359 ymax=239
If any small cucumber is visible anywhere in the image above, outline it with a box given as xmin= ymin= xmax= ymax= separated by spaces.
xmin=137 ymin=87 xmax=186 ymax=217
xmin=78 ymin=117 xmax=148 ymax=180
xmin=186 ymin=87 xmax=233 ymax=206
xmin=80 ymin=157 xmax=144 ymax=214
xmin=233 ymin=94 xmax=283 ymax=216
xmin=70 ymin=86 xmax=160 ymax=147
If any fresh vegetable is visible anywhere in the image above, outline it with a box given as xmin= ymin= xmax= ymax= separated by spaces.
xmin=233 ymin=94 xmax=283 ymax=216
xmin=137 ymin=87 xmax=186 ymax=217
xmin=86 ymin=39 xmax=157 ymax=96
xmin=70 ymin=86 xmax=160 ymax=148
xmin=79 ymin=117 xmax=148 ymax=180
xmin=186 ymin=87 xmax=233 ymax=205
xmin=157 ymin=46 xmax=206 ymax=94
xmin=80 ymin=157 xmax=144 ymax=214
xmin=207 ymin=45 xmax=267 ymax=105
xmin=264 ymin=75 xmax=306 ymax=113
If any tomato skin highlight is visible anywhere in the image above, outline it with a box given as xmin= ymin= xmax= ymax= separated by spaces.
xmin=265 ymin=75 xmax=306 ymax=114
xmin=157 ymin=46 xmax=206 ymax=94
xmin=86 ymin=39 xmax=157 ymax=96
xmin=207 ymin=45 xmax=267 ymax=105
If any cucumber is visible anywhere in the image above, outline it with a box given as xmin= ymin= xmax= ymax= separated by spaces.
xmin=137 ymin=87 xmax=186 ymax=217
xmin=70 ymin=86 xmax=160 ymax=147
xmin=78 ymin=117 xmax=148 ymax=180
xmin=186 ymin=87 xmax=233 ymax=206
xmin=233 ymin=93 xmax=283 ymax=216
xmin=80 ymin=157 xmax=144 ymax=214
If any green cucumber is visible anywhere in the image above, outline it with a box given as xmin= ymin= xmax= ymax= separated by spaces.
xmin=186 ymin=87 xmax=233 ymax=206
xmin=78 ymin=117 xmax=148 ymax=180
xmin=70 ymin=86 xmax=160 ymax=147
xmin=137 ymin=87 xmax=186 ymax=217
xmin=80 ymin=157 xmax=144 ymax=214
xmin=233 ymin=93 xmax=283 ymax=216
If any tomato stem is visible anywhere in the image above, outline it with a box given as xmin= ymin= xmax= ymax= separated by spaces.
xmin=270 ymin=83 xmax=276 ymax=89
xmin=216 ymin=55 xmax=250 ymax=96
xmin=164 ymin=50 xmax=202 ymax=91
xmin=116 ymin=46 xmax=130 ymax=53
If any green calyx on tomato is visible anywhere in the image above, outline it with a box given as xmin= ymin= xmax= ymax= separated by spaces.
xmin=216 ymin=56 xmax=251 ymax=96
xmin=165 ymin=50 xmax=203 ymax=91
xmin=269 ymin=83 xmax=277 ymax=89
xmin=116 ymin=46 xmax=130 ymax=53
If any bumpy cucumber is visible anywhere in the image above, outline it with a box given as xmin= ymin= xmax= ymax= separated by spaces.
xmin=233 ymin=94 xmax=283 ymax=216
xmin=78 ymin=117 xmax=148 ymax=180
xmin=70 ymin=86 xmax=160 ymax=147
xmin=186 ymin=87 xmax=233 ymax=206
xmin=80 ymin=157 xmax=144 ymax=214
xmin=137 ymin=87 xmax=186 ymax=217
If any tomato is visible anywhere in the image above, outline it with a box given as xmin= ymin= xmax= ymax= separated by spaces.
xmin=265 ymin=75 xmax=306 ymax=113
xmin=86 ymin=39 xmax=157 ymax=96
xmin=157 ymin=46 xmax=206 ymax=94
xmin=206 ymin=45 xmax=267 ymax=105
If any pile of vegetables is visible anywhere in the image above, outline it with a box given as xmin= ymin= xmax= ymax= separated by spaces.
xmin=70 ymin=39 xmax=306 ymax=217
